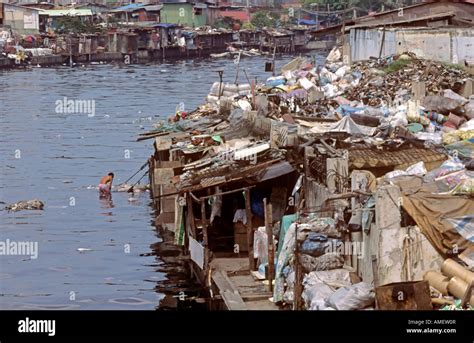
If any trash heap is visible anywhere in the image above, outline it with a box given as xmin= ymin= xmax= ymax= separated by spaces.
xmin=346 ymin=54 xmax=470 ymax=106
xmin=143 ymin=46 xmax=473 ymax=311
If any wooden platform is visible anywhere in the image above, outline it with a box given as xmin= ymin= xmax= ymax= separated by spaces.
xmin=210 ymin=258 xmax=279 ymax=310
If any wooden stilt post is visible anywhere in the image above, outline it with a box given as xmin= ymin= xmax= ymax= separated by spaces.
xmin=187 ymin=193 xmax=197 ymax=239
xmin=245 ymin=188 xmax=255 ymax=271
xmin=294 ymin=223 xmax=303 ymax=310
xmin=264 ymin=198 xmax=274 ymax=292
xmin=201 ymin=200 xmax=209 ymax=285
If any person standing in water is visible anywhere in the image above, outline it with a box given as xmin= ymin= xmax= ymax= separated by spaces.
xmin=98 ymin=172 xmax=114 ymax=195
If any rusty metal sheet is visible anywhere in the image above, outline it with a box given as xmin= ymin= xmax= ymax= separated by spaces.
xmin=349 ymin=148 xmax=446 ymax=169
xmin=200 ymin=176 xmax=226 ymax=188
xmin=259 ymin=161 xmax=294 ymax=182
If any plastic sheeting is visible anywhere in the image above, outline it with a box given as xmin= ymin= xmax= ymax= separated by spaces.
xmin=273 ymin=223 xmax=296 ymax=303
xmin=326 ymin=282 xmax=375 ymax=310
xmin=310 ymin=116 xmax=376 ymax=136
xmin=397 ymin=178 xmax=474 ymax=256
xmin=446 ymin=216 xmax=474 ymax=242
xmin=277 ymin=214 xmax=297 ymax=258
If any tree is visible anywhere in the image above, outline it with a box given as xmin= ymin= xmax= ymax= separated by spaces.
xmin=303 ymin=0 xmax=401 ymax=12
xmin=251 ymin=11 xmax=277 ymax=28
xmin=54 ymin=15 xmax=99 ymax=34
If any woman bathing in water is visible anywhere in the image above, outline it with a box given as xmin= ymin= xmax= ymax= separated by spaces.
xmin=98 ymin=172 xmax=114 ymax=196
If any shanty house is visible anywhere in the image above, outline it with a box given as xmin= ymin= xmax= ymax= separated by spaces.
xmin=160 ymin=0 xmax=208 ymax=27
xmin=39 ymin=8 xmax=93 ymax=34
xmin=0 ymin=3 xmax=40 ymax=34
xmin=74 ymin=3 xmax=110 ymax=15
xmin=110 ymin=3 xmax=162 ymax=23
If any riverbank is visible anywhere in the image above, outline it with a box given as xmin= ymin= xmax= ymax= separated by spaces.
xmin=0 ymin=46 xmax=333 ymax=70
xmin=1 ymin=23 xmax=336 ymax=70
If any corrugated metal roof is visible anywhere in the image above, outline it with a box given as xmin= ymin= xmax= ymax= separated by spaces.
xmin=40 ymin=9 xmax=93 ymax=16
xmin=260 ymin=161 xmax=294 ymax=182
xmin=349 ymin=147 xmax=446 ymax=169
xmin=1 ymin=3 xmax=41 ymax=12
xmin=112 ymin=4 xmax=162 ymax=12
xmin=111 ymin=3 xmax=145 ymax=12
xmin=144 ymin=4 xmax=163 ymax=11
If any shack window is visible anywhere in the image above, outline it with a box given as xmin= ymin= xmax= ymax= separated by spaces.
xmin=193 ymin=8 xmax=202 ymax=15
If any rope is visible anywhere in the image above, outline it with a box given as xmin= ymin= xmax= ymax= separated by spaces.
xmin=120 ymin=161 xmax=148 ymax=185
xmin=401 ymin=233 xmax=413 ymax=282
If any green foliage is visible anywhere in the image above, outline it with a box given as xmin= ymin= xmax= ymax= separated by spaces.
xmin=242 ymin=21 xmax=255 ymax=30
xmin=303 ymin=0 xmax=403 ymax=12
xmin=442 ymin=62 xmax=464 ymax=71
xmin=251 ymin=11 xmax=277 ymax=28
xmin=382 ymin=58 xmax=412 ymax=74
xmin=213 ymin=17 xmax=234 ymax=29
xmin=54 ymin=16 xmax=98 ymax=34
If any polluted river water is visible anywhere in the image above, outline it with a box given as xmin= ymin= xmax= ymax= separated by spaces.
xmin=0 ymin=54 xmax=325 ymax=310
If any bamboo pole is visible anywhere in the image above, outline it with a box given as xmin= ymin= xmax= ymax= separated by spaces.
xmin=294 ymin=223 xmax=303 ymax=310
xmin=245 ymin=188 xmax=255 ymax=271
xmin=187 ymin=193 xmax=197 ymax=239
xmin=201 ymin=200 xmax=209 ymax=285
xmin=264 ymin=198 xmax=274 ymax=292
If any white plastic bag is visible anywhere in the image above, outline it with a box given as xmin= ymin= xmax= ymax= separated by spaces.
xmin=335 ymin=65 xmax=350 ymax=79
xmin=326 ymin=282 xmax=375 ymax=310
xmin=299 ymin=77 xmax=316 ymax=91
xmin=405 ymin=161 xmax=427 ymax=176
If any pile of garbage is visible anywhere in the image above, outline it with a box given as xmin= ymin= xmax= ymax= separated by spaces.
xmin=153 ymin=44 xmax=474 ymax=203
xmin=206 ymin=46 xmax=473 ymax=151
xmin=346 ymin=54 xmax=470 ymax=106
xmin=144 ymin=44 xmax=474 ymax=311
xmin=297 ymin=216 xmax=375 ymax=310
xmin=303 ymin=272 xmax=374 ymax=310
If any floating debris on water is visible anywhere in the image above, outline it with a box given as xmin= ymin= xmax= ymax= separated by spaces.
xmin=5 ymin=199 xmax=44 ymax=212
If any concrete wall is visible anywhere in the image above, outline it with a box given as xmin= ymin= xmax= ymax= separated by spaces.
xmin=452 ymin=31 xmax=474 ymax=65
xmin=350 ymin=28 xmax=396 ymax=62
xmin=360 ymin=185 xmax=443 ymax=286
xmin=396 ymin=30 xmax=451 ymax=62
xmin=350 ymin=27 xmax=474 ymax=64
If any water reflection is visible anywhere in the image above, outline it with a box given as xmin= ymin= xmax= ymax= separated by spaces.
xmin=99 ymin=194 xmax=114 ymax=209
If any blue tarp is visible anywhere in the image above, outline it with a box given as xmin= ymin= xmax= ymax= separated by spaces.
xmin=336 ymin=104 xmax=367 ymax=116
xmin=154 ymin=23 xmax=180 ymax=29
xmin=447 ymin=215 xmax=474 ymax=242
xmin=112 ymin=3 xmax=145 ymax=12
xmin=298 ymin=19 xmax=318 ymax=26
